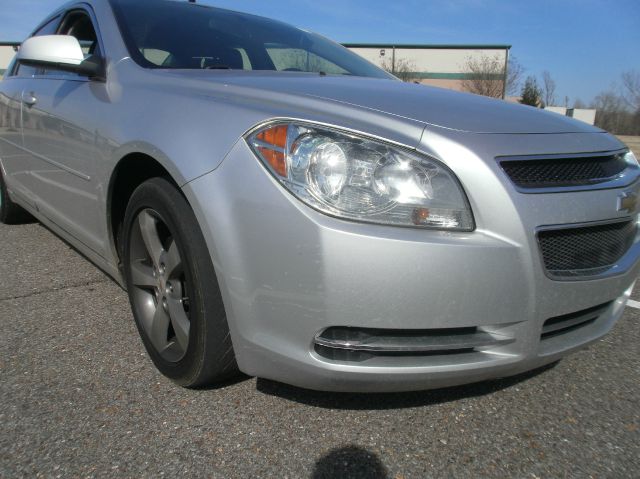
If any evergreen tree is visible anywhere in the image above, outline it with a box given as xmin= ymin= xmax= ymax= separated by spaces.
xmin=520 ymin=76 xmax=542 ymax=106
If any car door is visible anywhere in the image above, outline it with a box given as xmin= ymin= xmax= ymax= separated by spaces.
xmin=20 ymin=6 xmax=108 ymax=256
xmin=0 ymin=15 xmax=61 ymax=209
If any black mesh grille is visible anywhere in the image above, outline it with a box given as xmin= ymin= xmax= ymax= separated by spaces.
xmin=538 ymin=220 xmax=636 ymax=277
xmin=501 ymin=154 xmax=627 ymax=188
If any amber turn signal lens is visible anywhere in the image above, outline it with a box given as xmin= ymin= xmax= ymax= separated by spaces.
xmin=412 ymin=207 xmax=430 ymax=225
xmin=256 ymin=125 xmax=288 ymax=177
xmin=257 ymin=147 xmax=287 ymax=177
xmin=257 ymin=125 xmax=288 ymax=149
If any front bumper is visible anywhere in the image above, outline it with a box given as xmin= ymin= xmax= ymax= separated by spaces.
xmin=183 ymin=131 xmax=640 ymax=392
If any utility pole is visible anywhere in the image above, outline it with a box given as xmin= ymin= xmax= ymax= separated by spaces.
xmin=392 ymin=47 xmax=396 ymax=74
xmin=501 ymin=49 xmax=509 ymax=99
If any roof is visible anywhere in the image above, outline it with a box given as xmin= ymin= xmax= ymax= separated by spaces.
xmin=342 ymin=43 xmax=511 ymax=50
xmin=0 ymin=40 xmax=512 ymax=50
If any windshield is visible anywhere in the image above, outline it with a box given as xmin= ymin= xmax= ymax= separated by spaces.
xmin=110 ymin=0 xmax=393 ymax=79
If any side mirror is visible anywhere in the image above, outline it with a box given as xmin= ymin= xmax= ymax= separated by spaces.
xmin=17 ymin=35 xmax=104 ymax=80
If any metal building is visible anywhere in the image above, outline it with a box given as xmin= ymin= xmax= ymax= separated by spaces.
xmin=0 ymin=43 xmax=19 ymax=78
xmin=345 ymin=44 xmax=511 ymax=97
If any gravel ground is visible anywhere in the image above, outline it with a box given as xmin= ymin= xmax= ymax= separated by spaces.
xmin=1 ymin=220 xmax=639 ymax=478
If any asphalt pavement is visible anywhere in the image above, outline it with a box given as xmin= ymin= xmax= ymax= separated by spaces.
xmin=1 ymin=220 xmax=639 ymax=478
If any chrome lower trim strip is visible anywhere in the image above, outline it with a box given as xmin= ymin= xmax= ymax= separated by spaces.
xmin=314 ymin=330 xmax=513 ymax=353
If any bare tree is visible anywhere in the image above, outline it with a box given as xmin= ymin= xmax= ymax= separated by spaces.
xmin=592 ymin=90 xmax=627 ymax=133
xmin=620 ymin=70 xmax=640 ymax=111
xmin=461 ymin=54 xmax=506 ymax=98
xmin=380 ymin=57 xmax=418 ymax=83
xmin=541 ymin=70 xmax=556 ymax=107
xmin=506 ymin=56 xmax=524 ymax=96
xmin=592 ymin=88 xmax=640 ymax=135
xmin=573 ymin=98 xmax=586 ymax=109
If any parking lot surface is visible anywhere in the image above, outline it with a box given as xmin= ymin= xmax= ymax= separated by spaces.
xmin=1 ymin=220 xmax=639 ymax=478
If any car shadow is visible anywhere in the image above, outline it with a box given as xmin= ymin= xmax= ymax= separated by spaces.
xmin=256 ymin=362 xmax=559 ymax=410
xmin=312 ymin=445 xmax=388 ymax=479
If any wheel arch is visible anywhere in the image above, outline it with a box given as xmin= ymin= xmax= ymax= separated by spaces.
xmin=107 ymin=149 xmax=185 ymax=268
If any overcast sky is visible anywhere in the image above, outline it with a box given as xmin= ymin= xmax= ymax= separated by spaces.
xmin=2 ymin=0 xmax=639 ymax=105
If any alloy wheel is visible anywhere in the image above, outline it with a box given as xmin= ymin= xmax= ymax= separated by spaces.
xmin=128 ymin=208 xmax=191 ymax=362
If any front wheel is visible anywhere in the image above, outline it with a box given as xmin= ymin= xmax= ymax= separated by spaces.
xmin=122 ymin=177 xmax=238 ymax=387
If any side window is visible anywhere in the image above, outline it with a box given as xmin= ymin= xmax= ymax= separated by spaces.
xmin=60 ymin=12 xmax=100 ymax=57
xmin=43 ymin=11 xmax=101 ymax=77
xmin=140 ymin=48 xmax=171 ymax=66
xmin=13 ymin=15 xmax=60 ymax=78
xmin=235 ymin=48 xmax=252 ymax=70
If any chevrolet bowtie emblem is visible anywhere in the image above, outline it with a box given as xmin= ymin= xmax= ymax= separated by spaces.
xmin=618 ymin=192 xmax=638 ymax=213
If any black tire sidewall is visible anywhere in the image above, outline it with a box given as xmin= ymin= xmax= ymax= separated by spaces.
xmin=122 ymin=178 xmax=219 ymax=385
xmin=0 ymin=169 xmax=11 ymax=222
xmin=0 ymin=169 xmax=30 ymax=224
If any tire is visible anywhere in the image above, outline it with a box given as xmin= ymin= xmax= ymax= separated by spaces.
xmin=122 ymin=177 xmax=238 ymax=387
xmin=0 ymin=169 xmax=31 ymax=224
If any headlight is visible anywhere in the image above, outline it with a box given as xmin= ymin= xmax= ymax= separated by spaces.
xmin=246 ymin=121 xmax=474 ymax=230
xmin=624 ymin=150 xmax=639 ymax=167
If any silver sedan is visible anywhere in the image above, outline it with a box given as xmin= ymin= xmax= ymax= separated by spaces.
xmin=1 ymin=0 xmax=638 ymax=392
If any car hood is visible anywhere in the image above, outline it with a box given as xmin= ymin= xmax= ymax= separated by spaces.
xmin=161 ymin=71 xmax=601 ymax=135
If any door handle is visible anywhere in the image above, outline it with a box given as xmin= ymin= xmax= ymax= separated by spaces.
xmin=21 ymin=91 xmax=37 ymax=107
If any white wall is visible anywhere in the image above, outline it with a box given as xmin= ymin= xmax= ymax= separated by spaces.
xmin=568 ymin=109 xmax=597 ymax=125
xmin=348 ymin=46 xmax=506 ymax=75
xmin=544 ymin=106 xmax=568 ymax=116
xmin=0 ymin=46 xmax=17 ymax=76
xmin=544 ymin=107 xmax=597 ymax=125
